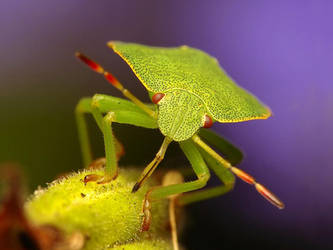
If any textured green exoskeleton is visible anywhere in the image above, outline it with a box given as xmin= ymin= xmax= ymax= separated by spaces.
xmin=75 ymin=41 xmax=284 ymax=232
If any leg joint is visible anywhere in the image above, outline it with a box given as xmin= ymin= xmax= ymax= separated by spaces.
xmin=91 ymin=94 xmax=105 ymax=108
xmin=155 ymin=154 xmax=164 ymax=162
xmin=227 ymin=180 xmax=236 ymax=189
xmin=104 ymin=112 xmax=115 ymax=124
xmin=75 ymin=97 xmax=92 ymax=113
xmin=198 ymin=172 xmax=210 ymax=186
xmin=75 ymin=103 xmax=83 ymax=113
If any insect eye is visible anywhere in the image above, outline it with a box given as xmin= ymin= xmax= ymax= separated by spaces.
xmin=203 ymin=115 xmax=213 ymax=128
xmin=152 ymin=93 xmax=165 ymax=104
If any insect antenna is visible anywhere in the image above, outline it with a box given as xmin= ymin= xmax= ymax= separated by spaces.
xmin=229 ymin=167 xmax=284 ymax=209
xmin=75 ymin=52 xmax=155 ymax=117
xmin=192 ymin=135 xmax=285 ymax=209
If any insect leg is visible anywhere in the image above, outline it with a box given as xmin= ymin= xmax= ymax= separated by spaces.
xmin=132 ymin=137 xmax=173 ymax=192
xmin=75 ymin=97 xmax=94 ymax=167
xmin=82 ymin=102 xmax=118 ymax=184
xmin=76 ymin=53 xmax=156 ymax=117
xmin=76 ymin=94 xmax=158 ymax=184
xmin=177 ymin=145 xmax=235 ymax=205
xmin=75 ymin=97 xmax=125 ymax=168
xmin=141 ymin=139 xmax=210 ymax=231
xmin=178 ymin=129 xmax=243 ymax=205
xmin=192 ymin=134 xmax=285 ymax=209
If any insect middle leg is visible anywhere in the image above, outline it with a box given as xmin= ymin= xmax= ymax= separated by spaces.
xmin=141 ymin=139 xmax=210 ymax=231
xmin=75 ymin=94 xmax=158 ymax=184
xmin=177 ymin=129 xmax=242 ymax=205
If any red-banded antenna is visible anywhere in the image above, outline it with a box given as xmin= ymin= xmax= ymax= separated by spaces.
xmin=193 ymin=135 xmax=285 ymax=209
xmin=75 ymin=52 xmax=156 ymax=117
xmin=75 ymin=52 xmax=104 ymax=74
xmin=230 ymin=167 xmax=284 ymax=209
xmin=75 ymin=52 xmax=123 ymax=90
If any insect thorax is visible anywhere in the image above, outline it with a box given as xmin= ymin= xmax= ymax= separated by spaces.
xmin=157 ymin=89 xmax=206 ymax=141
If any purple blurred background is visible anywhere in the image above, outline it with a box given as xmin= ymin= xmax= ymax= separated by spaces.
xmin=1 ymin=1 xmax=332 ymax=249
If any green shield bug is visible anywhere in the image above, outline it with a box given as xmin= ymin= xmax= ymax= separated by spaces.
xmin=75 ymin=41 xmax=284 ymax=231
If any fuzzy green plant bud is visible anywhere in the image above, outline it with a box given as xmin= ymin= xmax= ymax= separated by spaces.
xmin=25 ymin=168 xmax=172 ymax=249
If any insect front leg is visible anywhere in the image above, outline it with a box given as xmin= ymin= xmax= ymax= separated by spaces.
xmin=131 ymin=136 xmax=172 ymax=193
xmin=82 ymin=102 xmax=118 ymax=184
xmin=76 ymin=97 xmax=124 ymax=168
xmin=141 ymin=139 xmax=210 ymax=231
xmin=76 ymin=94 xmax=158 ymax=185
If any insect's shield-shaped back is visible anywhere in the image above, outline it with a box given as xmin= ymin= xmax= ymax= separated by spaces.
xmin=110 ymin=41 xmax=271 ymax=123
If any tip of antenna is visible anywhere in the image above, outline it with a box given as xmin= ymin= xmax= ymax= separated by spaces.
xmin=255 ymin=183 xmax=285 ymax=209
xmin=75 ymin=52 xmax=104 ymax=74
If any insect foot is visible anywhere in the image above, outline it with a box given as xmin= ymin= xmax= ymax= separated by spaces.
xmin=83 ymin=158 xmax=118 ymax=185
xmin=83 ymin=173 xmax=118 ymax=185
xmin=141 ymin=170 xmax=184 ymax=233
